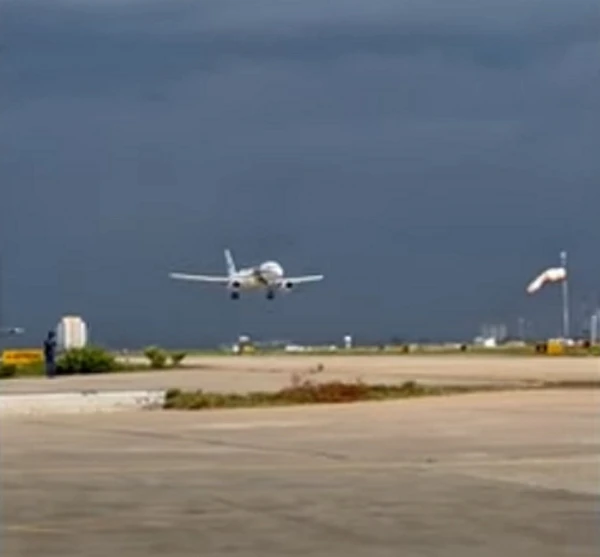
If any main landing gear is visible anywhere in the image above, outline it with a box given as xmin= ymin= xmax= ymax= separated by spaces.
xmin=229 ymin=291 xmax=275 ymax=300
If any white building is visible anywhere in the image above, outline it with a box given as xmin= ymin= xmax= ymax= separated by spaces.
xmin=56 ymin=315 xmax=88 ymax=350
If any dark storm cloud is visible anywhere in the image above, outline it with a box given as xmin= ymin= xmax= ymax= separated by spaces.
xmin=1 ymin=0 xmax=599 ymax=346
xmin=3 ymin=0 xmax=599 ymax=98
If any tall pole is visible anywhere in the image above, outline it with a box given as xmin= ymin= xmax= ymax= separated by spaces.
xmin=560 ymin=250 xmax=570 ymax=339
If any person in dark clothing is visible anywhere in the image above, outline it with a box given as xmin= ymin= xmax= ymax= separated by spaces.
xmin=43 ymin=330 xmax=57 ymax=378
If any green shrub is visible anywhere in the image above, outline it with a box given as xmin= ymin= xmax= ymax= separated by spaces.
xmin=0 ymin=361 xmax=56 ymax=378
xmin=143 ymin=345 xmax=168 ymax=369
xmin=0 ymin=364 xmax=17 ymax=378
xmin=57 ymin=346 xmax=117 ymax=375
xmin=589 ymin=345 xmax=600 ymax=356
xmin=0 ymin=361 xmax=47 ymax=379
xmin=13 ymin=362 xmax=46 ymax=377
xmin=170 ymin=351 xmax=187 ymax=367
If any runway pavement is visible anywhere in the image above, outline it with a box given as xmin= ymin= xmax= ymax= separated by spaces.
xmin=2 ymin=354 xmax=600 ymax=395
xmin=2 ymin=389 xmax=599 ymax=556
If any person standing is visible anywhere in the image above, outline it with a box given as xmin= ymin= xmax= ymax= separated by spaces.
xmin=43 ymin=330 xmax=57 ymax=378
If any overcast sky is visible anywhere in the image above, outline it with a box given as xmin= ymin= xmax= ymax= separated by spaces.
xmin=1 ymin=0 xmax=599 ymax=347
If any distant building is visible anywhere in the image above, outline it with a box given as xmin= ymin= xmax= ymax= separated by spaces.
xmin=56 ymin=315 xmax=88 ymax=351
xmin=478 ymin=323 xmax=508 ymax=344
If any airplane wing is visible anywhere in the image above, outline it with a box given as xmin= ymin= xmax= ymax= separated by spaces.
xmin=169 ymin=272 xmax=230 ymax=283
xmin=282 ymin=275 xmax=324 ymax=284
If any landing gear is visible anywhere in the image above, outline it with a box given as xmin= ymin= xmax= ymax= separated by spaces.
xmin=230 ymin=291 xmax=240 ymax=300
xmin=266 ymin=290 xmax=275 ymax=300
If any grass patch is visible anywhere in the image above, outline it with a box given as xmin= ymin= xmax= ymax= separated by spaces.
xmin=0 ymin=360 xmax=149 ymax=379
xmin=0 ymin=362 xmax=45 ymax=379
xmin=163 ymin=377 xmax=600 ymax=411
xmin=162 ymin=380 xmax=444 ymax=410
xmin=0 ymin=345 xmax=188 ymax=379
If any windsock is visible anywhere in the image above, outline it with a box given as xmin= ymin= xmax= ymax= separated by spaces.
xmin=526 ymin=267 xmax=567 ymax=294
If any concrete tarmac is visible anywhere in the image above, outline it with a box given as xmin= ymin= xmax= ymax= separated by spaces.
xmin=2 ymin=389 xmax=599 ymax=557
xmin=2 ymin=354 xmax=600 ymax=395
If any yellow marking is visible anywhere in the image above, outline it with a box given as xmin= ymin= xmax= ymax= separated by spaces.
xmin=2 ymin=349 xmax=43 ymax=366
xmin=546 ymin=340 xmax=565 ymax=356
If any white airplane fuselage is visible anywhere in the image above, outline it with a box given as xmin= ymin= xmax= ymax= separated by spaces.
xmin=229 ymin=261 xmax=285 ymax=291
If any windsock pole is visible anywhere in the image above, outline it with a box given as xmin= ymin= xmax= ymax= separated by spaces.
xmin=560 ymin=251 xmax=570 ymax=339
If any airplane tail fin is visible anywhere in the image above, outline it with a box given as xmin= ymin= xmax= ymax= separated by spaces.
xmin=224 ymin=249 xmax=236 ymax=276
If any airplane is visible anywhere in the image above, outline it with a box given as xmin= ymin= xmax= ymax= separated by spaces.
xmin=0 ymin=326 xmax=24 ymax=338
xmin=169 ymin=249 xmax=324 ymax=300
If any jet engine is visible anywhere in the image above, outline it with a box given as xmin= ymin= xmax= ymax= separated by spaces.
xmin=228 ymin=280 xmax=241 ymax=299
xmin=280 ymin=280 xmax=294 ymax=291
